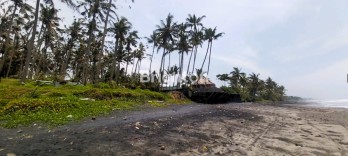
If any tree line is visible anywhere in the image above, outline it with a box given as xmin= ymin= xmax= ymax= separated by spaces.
xmin=217 ymin=67 xmax=286 ymax=102
xmin=0 ymin=0 xmax=224 ymax=89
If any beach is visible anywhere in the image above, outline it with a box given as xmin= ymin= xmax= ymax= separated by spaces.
xmin=1 ymin=103 xmax=348 ymax=156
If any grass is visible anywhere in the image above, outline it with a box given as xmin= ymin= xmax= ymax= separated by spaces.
xmin=0 ymin=79 xmax=190 ymax=128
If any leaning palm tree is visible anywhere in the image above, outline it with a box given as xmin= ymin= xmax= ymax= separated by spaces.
xmin=155 ymin=13 xmax=178 ymax=84
xmin=35 ymin=4 xmax=61 ymax=78
xmin=145 ymin=31 xmax=159 ymax=75
xmin=59 ymin=18 xmax=85 ymax=81
xmin=0 ymin=0 xmax=27 ymax=79
xmin=109 ymin=17 xmax=132 ymax=81
xmin=96 ymin=0 xmax=118 ymax=81
xmin=134 ymin=43 xmax=145 ymax=74
xmin=0 ymin=0 xmax=32 ymax=79
xmin=201 ymin=27 xmax=224 ymax=75
xmin=176 ymin=23 xmax=191 ymax=78
xmin=21 ymin=0 xmax=76 ymax=82
xmin=186 ymin=14 xmax=205 ymax=75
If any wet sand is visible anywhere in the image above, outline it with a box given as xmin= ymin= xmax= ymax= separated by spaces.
xmin=1 ymin=103 xmax=348 ymax=156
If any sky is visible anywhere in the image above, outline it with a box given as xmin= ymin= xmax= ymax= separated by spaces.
xmin=52 ymin=0 xmax=348 ymax=99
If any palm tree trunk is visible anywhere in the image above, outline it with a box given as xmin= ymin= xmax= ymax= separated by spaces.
xmin=186 ymin=46 xmax=194 ymax=75
xmin=22 ymin=0 xmax=40 ymax=83
xmin=86 ymin=0 xmax=98 ymax=84
xmin=97 ymin=0 xmax=112 ymax=82
xmin=149 ymin=45 xmax=155 ymax=75
xmin=125 ymin=61 xmax=129 ymax=76
xmin=6 ymin=31 xmax=19 ymax=78
xmin=168 ymin=52 xmax=171 ymax=72
xmin=191 ymin=46 xmax=198 ymax=74
xmin=110 ymin=38 xmax=118 ymax=81
xmin=0 ymin=3 xmax=18 ymax=79
xmin=159 ymin=48 xmax=166 ymax=82
xmin=207 ymin=41 xmax=213 ymax=75
xmin=201 ymin=41 xmax=211 ymax=71
xmin=131 ymin=53 xmax=136 ymax=74
xmin=138 ymin=60 xmax=141 ymax=74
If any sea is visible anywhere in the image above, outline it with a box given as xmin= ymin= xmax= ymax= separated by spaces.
xmin=303 ymin=99 xmax=348 ymax=109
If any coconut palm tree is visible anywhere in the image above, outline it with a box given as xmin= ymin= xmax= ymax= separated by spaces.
xmin=145 ymin=31 xmax=158 ymax=75
xmin=155 ymin=13 xmax=178 ymax=83
xmin=34 ymin=4 xmax=61 ymax=78
xmin=59 ymin=18 xmax=85 ymax=81
xmin=0 ymin=0 xmax=32 ymax=80
xmin=96 ymin=0 xmax=117 ymax=81
xmin=186 ymin=14 xmax=205 ymax=74
xmin=176 ymin=23 xmax=191 ymax=80
xmin=230 ymin=67 xmax=245 ymax=91
xmin=201 ymin=27 xmax=224 ymax=75
xmin=134 ymin=43 xmax=145 ymax=74
xmin=109 ymin=17 xmax=132 ymax=81
xmin=21 ymin=0 xmax=76 ymax=82
xmin=248 ymin=73 xmax=261 ymax=101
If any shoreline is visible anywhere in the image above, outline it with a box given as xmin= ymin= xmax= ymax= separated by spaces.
xmin=1 ymin=103 xmax=348 ymax=155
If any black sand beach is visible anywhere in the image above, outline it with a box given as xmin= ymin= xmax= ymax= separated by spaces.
xmin=1 ymin=103 xmax=348 ymax=156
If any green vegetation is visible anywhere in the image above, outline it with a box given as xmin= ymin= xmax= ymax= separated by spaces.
xmin=217 ymin=67 xmax=286 ymax=102
xmin=0 ymin=1 xmax=223 ymax=90
xmin=0 ymin=79 xmax=189 ymax=128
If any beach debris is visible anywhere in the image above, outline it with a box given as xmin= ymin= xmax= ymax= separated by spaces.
xmin=201 ymin=146 xmax=209 ymax=152
xmin=17 ymin=130 xmax=22 ymax=133
xmin=160 ymin=146 xmax=165 ymax=150
xmin=135 ymin=122 xmax=141 ymax=129
xmin=79 ymin=98 xmax=95 ymax=101
xmin=66 ymin=115 xmax=73 ymax=118
xmin=123 ymin=117 xmax=127 ymax=120
xmin=153 ymin=122 xmax=160 ymax=128
xmin=91 ymin=117 xmax=96 ymax=120
xmin=7 ymin=153 xmax=16 ymax=156
xmin=295 ymin=143 xmax=303 ymax=147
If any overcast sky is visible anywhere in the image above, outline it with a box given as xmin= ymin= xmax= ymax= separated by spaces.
xmin=53 ymin=0 xmax=348 ymax=100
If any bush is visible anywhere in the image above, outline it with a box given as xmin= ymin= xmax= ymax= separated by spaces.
xmin=1 ymin=97 xmax=81 ymax=114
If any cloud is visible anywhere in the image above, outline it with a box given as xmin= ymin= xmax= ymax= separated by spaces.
xmin=286 ymin=59 xmax=348 ymax=99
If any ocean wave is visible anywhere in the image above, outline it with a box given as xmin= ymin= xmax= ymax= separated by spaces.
xmin=304 ymin=99 xmax=348 ymax=109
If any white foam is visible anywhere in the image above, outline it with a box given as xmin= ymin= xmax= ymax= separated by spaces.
xmin=304 ymin=99 xmax=348 ymax=109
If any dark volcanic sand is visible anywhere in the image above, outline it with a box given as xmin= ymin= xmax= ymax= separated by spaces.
xmin=1 ymin=103 xmax=348 ymax=156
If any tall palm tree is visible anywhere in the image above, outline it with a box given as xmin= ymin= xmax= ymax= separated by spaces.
xmin=186 ymin=14 xmax=205 ymax=74
xmin=96 ymin=0 xmax=117 ymax=81
xmin=0 ymin=0 xmax=31 ymax=79
xmin=0 ymin=0 xmax=33 ymax=80
xmin=34 ymin=4 xmax=61 ymax=78
xmin=145 ymin=31 xmax=158 ymax=75
xmin=177 ymin=23 xmax=191 ymax=81
xmin=109 ymin=17 xmax=131 ymax=81
xmin=59 ymin=19 xmax=84 ymax=81
xmin=134 ymin=43 xmax=145 ymax=74
xmin=201 ymin=27 xmax=224 ymax=75
xmin=21 ymin=0 xmax=76 ymax=82
xmin=124 ymin=30 xmax=139 ymax=74
xmin=155 ymin=13 xmax=177 ymax=83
